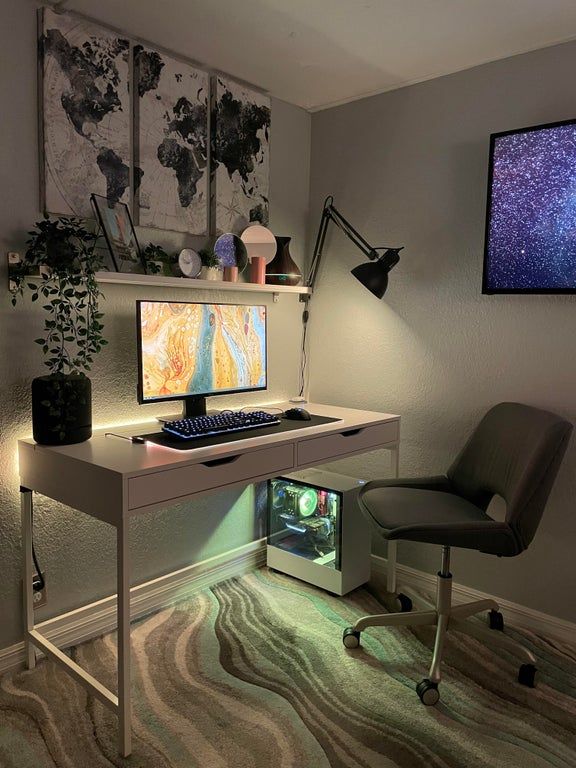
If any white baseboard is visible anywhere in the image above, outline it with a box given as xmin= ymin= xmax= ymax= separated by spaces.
xmin=371 ymin=554 xmax=576 ymax=647
xmin=1 ymin=543 xmax=573 ymax=676
xmin=0 ymin=538 xmax=267 ymax=676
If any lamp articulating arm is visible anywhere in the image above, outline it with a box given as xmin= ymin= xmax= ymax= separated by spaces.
xmin=305 ymin=196 xmax=403 ymax=297
xmin=294 ymin=196 xmax=404 ymax=401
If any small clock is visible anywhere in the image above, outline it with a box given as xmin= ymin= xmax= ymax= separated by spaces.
xmin=178 ymin=248 xmax=202 ymax=278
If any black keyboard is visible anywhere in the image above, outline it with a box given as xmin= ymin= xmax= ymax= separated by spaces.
xmin=162 ymin=410 xmax=281 ymax=441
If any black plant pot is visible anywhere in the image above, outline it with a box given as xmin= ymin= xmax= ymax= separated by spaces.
xmin=32 ymin=374 xmax=92 ymax=445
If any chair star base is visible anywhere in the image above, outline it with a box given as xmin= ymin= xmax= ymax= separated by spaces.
xmin=343 ymin=546 xmax=537 ymax=705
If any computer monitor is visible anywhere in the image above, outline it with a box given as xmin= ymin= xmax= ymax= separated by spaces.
xmin=136 ymin=300 xmax=267 ymax=417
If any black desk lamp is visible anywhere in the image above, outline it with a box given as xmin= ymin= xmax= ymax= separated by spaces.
xmin=293 ymin=196 xmax=404 ymax=402
xmin=306 ymin=195 xmax=403 ymax=299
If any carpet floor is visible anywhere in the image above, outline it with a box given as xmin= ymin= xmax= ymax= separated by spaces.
xmin=0 ymin=569 xmax=575 ymax=768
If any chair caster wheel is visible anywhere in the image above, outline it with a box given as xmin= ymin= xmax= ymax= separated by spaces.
xmin=488 ymin=609 xmax=504 ymax=631
xmin=396 ymin=593 xmax=413 ymax=612
xmin=416 ymin=679 xmax=440 ymax=706
xmin=342 ymin=627 xmax=361 ymax=649
xmin=518 ymin=664 xmax=537 ymax=688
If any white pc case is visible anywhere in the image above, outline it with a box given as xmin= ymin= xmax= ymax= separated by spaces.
xmin=267 ymin=468 xmax=371 ymax=595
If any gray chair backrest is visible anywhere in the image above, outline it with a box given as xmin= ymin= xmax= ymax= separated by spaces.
xmin=447 ymin=402 xmax=572 ymax=552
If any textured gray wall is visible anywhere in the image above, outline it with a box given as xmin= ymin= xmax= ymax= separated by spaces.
xmin=0 ymin=2 xmax=310 ymax=650
xmin=309 ymin=41 xmax=576 ymax=622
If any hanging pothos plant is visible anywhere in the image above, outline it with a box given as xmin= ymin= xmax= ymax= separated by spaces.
xmin=11 ymin=215 xmax=107 ymax=374
xmin=11 ymin=215 xmax=107 ymax=445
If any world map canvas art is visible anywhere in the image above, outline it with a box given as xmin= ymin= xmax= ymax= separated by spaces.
xmin=135 ymin=47 xmax=209 ymax=234
xmin=40 ymin=9 xmax=131 ymax=217
xmin=212 ymin=76 xmax=271 ymax=234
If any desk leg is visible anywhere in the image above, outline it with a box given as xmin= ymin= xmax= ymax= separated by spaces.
xmin=391 ymin=444 xmax=400 ymax=479
xmin=117 ymin=519 xmax=132 ymax=758
xmin=20 ymin=488 xmax=36 ymax=670
xmin=387 ymin=445 xmax=400 ymax=594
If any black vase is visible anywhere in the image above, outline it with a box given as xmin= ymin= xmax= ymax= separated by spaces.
xmin=266 ymin=236 xmax=302 ymax=286
xmin=32 ymin=374 xmax=92 ymax=445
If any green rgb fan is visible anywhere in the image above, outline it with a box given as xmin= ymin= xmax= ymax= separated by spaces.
xmin=297 ymin=488 xmax=318 ymax=517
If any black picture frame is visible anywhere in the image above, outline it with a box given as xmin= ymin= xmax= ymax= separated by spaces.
xmin=482 ymin=117 xmax=576 ymax=295
xmin=90 ymin=194 xmax=146 ymax=274
xmin=92 ymin=240 xmax=118 ymax=274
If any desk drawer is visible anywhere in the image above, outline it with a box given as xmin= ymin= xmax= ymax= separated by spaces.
xmin=129 ymin=443 xmax=294 ymax=509
xmin=297 ymin=421 xmax=398 ymax=466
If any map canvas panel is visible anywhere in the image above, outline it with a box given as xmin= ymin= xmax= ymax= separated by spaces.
xmin=40 ymin=9 xmax=130 ymax=217
xmin=136 ymin=48 xmax=209 ymax=234
xmin=213 ymin=76 xmax=271 ymax=234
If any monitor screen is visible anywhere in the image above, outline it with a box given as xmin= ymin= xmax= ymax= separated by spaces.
xmin=137 ymin=300 xmax=267 ymax=403
xmin=483 ymin=118 xmax=576 ymax=293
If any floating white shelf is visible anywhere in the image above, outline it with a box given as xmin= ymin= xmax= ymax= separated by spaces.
xmin=95 ymin=271 xmax=312 ymax=297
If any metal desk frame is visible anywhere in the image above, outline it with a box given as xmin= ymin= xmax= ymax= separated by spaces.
xmin=19 ymin=402 xmax=400 ymax=756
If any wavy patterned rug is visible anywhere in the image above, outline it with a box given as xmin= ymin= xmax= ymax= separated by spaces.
xmin=1 ymin=568 xmax=575 ymax=768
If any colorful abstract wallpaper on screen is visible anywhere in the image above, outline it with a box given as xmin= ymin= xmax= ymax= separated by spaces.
xmin=485 ymin=121 xmax=576 ymax=291
xmin=140 ymin=302 xmax=266 ymax=400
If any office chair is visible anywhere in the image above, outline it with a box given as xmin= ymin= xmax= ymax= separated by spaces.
xmin=343 ymin=402 xmax=572 ymax=705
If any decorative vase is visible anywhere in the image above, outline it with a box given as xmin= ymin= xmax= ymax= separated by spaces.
xmin=31 ymin=374 xmax=92 ymax=445
xmin=266 ymin=237 xmax=302 ymax=286
xmin=224 ymin=266 xmax=239 ymax=282
xmin=250 ymin=256 xmax=266 ymax=284
xmin=201 ymin=266 xmax=221 ymax=281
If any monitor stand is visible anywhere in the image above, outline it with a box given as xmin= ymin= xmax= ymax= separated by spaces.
xmin=182 ymin=396 xmax=207 ymax=418
xmin=155 ymin=396 xmax=210 ymax=423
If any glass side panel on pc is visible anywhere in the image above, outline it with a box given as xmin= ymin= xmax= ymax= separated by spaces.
xmin=268 ymin=477 xmax=342 ymax=570
xmin=137 ymin=300 xmax=278 ymax=439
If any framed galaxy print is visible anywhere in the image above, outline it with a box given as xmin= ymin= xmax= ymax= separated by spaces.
xmin=483 ymin=118 xmax=576 ymax=294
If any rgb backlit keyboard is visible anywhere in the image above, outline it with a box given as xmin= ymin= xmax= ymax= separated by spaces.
xmin=162 ymin=410 xmax=281 ymax=441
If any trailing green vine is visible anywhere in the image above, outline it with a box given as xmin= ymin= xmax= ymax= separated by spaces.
xmin=10 ymin=216 xmax=107 ymax=375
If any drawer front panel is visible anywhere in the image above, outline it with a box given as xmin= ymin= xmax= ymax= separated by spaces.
xmin=297 ymin=421 xmax=398 ymax=466
xmin=129 ymin=443 xmax=294 ymax=509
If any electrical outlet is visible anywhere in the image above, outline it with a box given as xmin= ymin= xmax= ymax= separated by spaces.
xmin=32 ymin=572 xmax=47 ymax=609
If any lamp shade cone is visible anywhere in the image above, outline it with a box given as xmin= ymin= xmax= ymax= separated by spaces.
xmin=350 ymin=260 xmax=390 ymax=298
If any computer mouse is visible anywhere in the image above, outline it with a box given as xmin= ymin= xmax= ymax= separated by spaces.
xmin=284 ymin=407 xmax=312 ymax=421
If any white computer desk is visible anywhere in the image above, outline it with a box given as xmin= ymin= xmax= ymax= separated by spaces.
xmin=18 ymin=401 xmax=400 ymax=757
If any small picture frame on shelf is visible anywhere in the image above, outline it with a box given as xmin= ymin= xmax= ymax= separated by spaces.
xmin=93 ymin=241 xmax=118 ymax=274
xmin=90 ymin=194 xmax=146 ymax=273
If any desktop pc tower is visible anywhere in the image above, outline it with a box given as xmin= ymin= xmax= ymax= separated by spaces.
xmin=267 ymin=469 xmax=371 ymax=595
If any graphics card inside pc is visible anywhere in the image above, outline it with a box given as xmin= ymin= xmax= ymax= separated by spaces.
xmin=268 ymin=476 xmax=341 ymax=569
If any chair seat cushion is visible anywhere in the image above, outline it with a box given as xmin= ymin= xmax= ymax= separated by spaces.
xmin=362 ymin=487 xmax=491 ymax=528
xmin=359 ymin=484 xmax=520 ymax=555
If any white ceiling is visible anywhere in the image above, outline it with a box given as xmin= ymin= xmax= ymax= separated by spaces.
xmin=64 ymin=0 xmax=576 ymax=111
